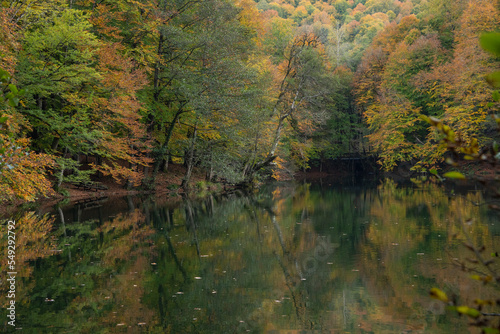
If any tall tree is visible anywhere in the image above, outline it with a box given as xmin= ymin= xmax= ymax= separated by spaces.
xmin=140 ymin=0 xmax=259 ymax=186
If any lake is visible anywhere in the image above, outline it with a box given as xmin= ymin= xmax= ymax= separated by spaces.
xmin=1 ymin=177 xmax=499 ymax=333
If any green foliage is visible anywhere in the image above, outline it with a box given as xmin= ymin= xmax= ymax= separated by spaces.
xmin=481 ymin=32 xmax=500 ymax=95
xmin=0 ymin=68 xmax=24 ymax=107
xmin=18 ymin=9 xmax=100 ymax=98
xmin=480 ymin=32 xmax=500 ymax=57
xmin=16 ymin=6 xmax=101 ymax=156
xmin=54 ymin=157 xmax=95 ymax=190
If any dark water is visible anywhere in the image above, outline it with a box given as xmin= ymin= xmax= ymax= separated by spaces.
xmin=1 ymin=178 xmax=499 ymax=333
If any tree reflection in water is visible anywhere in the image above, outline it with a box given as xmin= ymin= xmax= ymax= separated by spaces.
xmin=1 ymin=179 xmax=498 ymax=333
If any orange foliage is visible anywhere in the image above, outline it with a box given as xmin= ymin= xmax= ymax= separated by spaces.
xmin=0 ymin=114 xmax=55 ymax=202
xmin=414 ymin=0 xmax=500 ymax=145
xmin=353 ymin=3 xmax=500 ymax=169
xmin=271 ymin=156 xmax=291 ymax=181
xmin=0 ymin=9 xmax=20 ymax=75
xmin=235 ymin=0 xmax=266 ymax=44
xmin=91 ymin=42 xmax=152 ymax=184
xmin=0 ymin=212 xmax=55 ymax=280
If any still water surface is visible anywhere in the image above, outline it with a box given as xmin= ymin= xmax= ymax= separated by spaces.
xmin=1 ymin=178 xmax=499 ymax=333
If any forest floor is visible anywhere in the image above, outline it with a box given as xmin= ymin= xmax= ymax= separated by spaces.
xmin=52 ymin=163 xmax=219 ymax=203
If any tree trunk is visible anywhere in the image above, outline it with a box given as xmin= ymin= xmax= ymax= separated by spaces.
xmin=51 ymin=137 xmax=60 ymax=151
xmin=57 ymin=163 xmax=65 ymax=190
xmin=206 ymin=150 xmax=214 ymax=181
xmin=126 ymin=161 xmax=136 ymax=189
xmin=181 ymin=125 xmax=198 ymax=190
xmin=164 ymin=155 xmax=169 ymax=172
xmin=152 ymin=109 xmax=185 ymax=179
xmin=268 ymin=82 xmax=302 ymax=159
xmin=268 ymin=116 xmax=286 ymax=158
xmin=56 ymin=147 xmax=68 ymax=190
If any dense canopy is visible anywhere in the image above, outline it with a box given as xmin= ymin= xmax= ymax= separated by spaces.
xmin=1 ymin=0 xmax=499 ymax=201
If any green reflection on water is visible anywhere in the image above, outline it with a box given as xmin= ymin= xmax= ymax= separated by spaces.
xmin=1 ymin=179 xmax=499 ymax=333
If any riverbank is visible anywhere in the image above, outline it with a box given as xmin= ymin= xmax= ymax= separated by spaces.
xmin=0 ymin=163 xmax=226 ymax=218
xmin=2 ymin=159 xmax=498 ymax=219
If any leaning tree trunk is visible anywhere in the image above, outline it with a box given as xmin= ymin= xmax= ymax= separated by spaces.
xmin=245 ymin=84 xmax=302 ymax=180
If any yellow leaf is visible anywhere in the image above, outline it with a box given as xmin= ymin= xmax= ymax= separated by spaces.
xmin=443 ymin=171 xmax=466 ymax=180
xmin=429 ymin=288 xmax=449 ymax=303
xmin=455 ymin=306 xmax=481 ymax=318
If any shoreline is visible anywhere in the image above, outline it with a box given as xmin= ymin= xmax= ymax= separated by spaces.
xmin=2 ymin=160 xmax=498 ymax=218
xmin=0 ymin=164 xmax=220 ymax=217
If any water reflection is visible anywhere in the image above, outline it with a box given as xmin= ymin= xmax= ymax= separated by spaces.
xmin=1 ymin=179 xmax=499 ymax=333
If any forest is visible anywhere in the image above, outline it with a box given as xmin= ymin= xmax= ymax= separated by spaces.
xmin=1 ymin=0 xmax=499 ymax=202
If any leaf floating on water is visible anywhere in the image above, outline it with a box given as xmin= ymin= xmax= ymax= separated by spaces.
xmin=430 ymin=288 xmax=449 ymax=303
xmin=470 ymin=275 xmax=493 ymax=284
xmin=454 ymin=305 xmax=481 ymax=318
xmin=474 ymin=299 xmax=494 ymax=306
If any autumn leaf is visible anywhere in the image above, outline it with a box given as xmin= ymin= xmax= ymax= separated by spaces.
xmin=453 ymin=306 xmax=481 ymax=318
xmin=429 ymin=288 xmax=449 ymax=303
xmin=443 ymin=171 xmax=466 ymax=180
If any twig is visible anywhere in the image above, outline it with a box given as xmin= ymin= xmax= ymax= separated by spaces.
xmin=460 ymin=218 xmax=498 ymax=278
